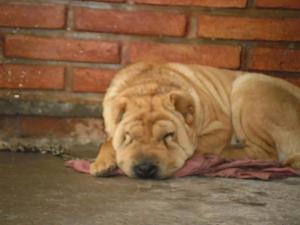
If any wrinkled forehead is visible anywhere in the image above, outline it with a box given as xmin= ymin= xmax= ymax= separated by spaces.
xmin=125 ymin=118 xmax=174 ymax=130
xmin=120 ymin=95 xmax=176 ymax=137
xmin=126 ymin=95 xmax=167 ymax=110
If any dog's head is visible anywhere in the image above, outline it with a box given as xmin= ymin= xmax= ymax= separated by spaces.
xmin=106 ymin=90 xmax=197 ymax=179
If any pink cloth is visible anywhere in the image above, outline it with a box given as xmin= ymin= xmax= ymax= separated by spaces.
xmin=65 ymin=154 xmax=300 ymax=180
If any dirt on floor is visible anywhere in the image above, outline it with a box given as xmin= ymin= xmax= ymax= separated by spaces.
xmin=0 ymin=151 xmax=300 ymax=225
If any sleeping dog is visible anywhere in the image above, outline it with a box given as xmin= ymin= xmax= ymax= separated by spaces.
xmin=90 ymin=62 xmax=300 ymax=179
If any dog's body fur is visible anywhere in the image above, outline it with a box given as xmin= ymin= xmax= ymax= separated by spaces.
xmin=91 ymin=62 xmax=300 ymax=179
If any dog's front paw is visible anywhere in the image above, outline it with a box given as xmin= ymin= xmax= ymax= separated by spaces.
xmin=90 ymin=161 xmax=117 ymax=177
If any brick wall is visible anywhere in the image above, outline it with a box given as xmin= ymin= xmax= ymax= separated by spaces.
xmin=0 ymin=0 xmax=299 ymax=153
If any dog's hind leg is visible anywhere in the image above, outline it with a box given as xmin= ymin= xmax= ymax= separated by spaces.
xmin=284 ymin=155 xmax=300 ymax=168
xmin=229 ymin=75 xmax=300 ymax=167
xmin=277 ymin=127 xmax=300 ymax=168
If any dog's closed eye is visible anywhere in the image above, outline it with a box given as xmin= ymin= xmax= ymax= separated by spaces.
xmin=123 ymin=132 xmax=132 ymax=146
xmin=163 ymin=132 xmax=175 ymax=146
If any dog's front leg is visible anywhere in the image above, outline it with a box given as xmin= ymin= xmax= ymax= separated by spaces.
xmin=90 ymin=139 xmax=117 ymax=176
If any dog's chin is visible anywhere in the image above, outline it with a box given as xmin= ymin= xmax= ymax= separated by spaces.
xmin=119 ymin=165 xmax=175 ymax=180
xmin=117 ymin=155 xmax=186 ymax=179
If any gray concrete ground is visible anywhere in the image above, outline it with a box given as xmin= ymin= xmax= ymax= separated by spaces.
xmin=0 ymin=151 xmax=299 ymax=225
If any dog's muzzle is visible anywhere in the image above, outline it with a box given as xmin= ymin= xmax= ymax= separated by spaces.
xmin=133 ymin=161 xmax=158 ymax=179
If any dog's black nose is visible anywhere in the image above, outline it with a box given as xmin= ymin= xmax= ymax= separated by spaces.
xmin=134 ymin=162 xmax=158 ymax=179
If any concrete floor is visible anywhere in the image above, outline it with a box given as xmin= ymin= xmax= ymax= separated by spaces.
xmin=0 ymin=152 xmax=300 ymax=225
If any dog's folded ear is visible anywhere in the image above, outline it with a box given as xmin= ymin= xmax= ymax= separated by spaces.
xmin=113 ymin=97 xmax=128 ymax=124
xmin=168 ymin=91 xmax=195 ymax=125
xmin=103 ymin=97 xmax=128 ymax=138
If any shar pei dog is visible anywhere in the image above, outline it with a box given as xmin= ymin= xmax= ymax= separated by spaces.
xmin=90 ymin=62 xmax=300 ymax=179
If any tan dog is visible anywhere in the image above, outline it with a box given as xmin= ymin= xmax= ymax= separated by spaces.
xmin=91 ymin=62 xmax=300 ymax=179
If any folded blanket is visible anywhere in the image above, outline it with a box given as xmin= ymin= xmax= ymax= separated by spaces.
xmin=65 ymin=154 xmax=300 ymax=180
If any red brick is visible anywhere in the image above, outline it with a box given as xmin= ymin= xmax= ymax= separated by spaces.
xmin=74 ymin=7 xmax=187 ymax=37
xmin=0 ymin=64 xmax=64 ymax=90
xmin=72 ymin=68 xmax=116 ymax=93
xmin=0 ymin=4 xmax=66 ymax=29
xmin=248 ymin=47 xmax=300 ymax=72
xmin=256 ymin=0 xmax=300 ymax=9
xmin=4 ymin=35 xmax=120 ymax=63
xmin=0 ymin=33 xmax=4 ymax=49
xmin=134 ymin=0 xmax=247 ymax=8
xmin=198 ymin=15 xmax=300 ymax=41
xmin=126 ymin=42 xmax=241 ymax=69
